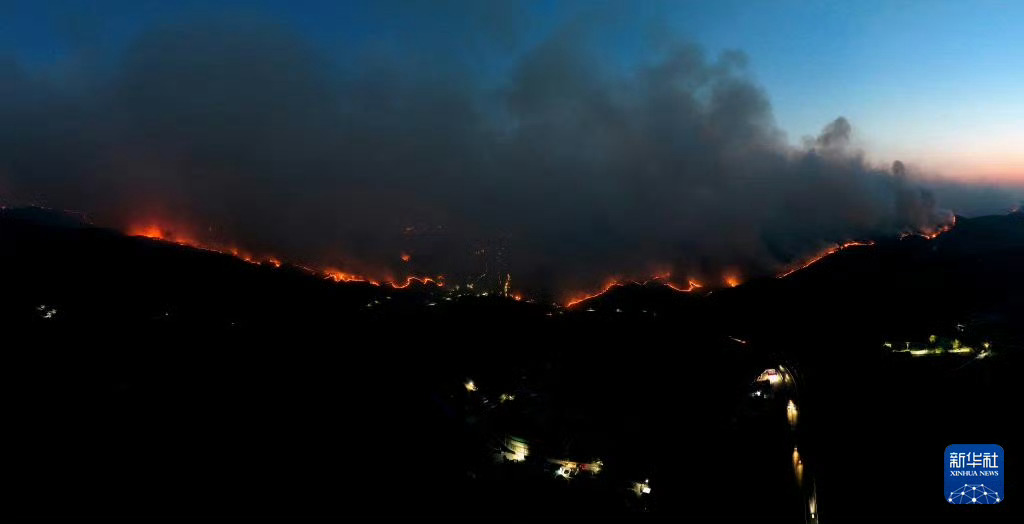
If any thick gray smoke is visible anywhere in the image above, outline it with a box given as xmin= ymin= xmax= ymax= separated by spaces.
xmin=0 ymin=15 xmax=1018 ymax=298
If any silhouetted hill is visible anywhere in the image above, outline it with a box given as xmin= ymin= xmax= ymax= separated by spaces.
xmin=3 ymin=207 xmax=1020 ymax=520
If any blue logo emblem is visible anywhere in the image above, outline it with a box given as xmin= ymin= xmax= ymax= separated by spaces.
xmin=945 ymin=444 xmax=1002 ymax=504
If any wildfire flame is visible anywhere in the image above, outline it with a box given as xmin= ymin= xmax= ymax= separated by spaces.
xmin=128 ymin=224 xmax=237 ymax=259
xmin=666 ymin=279 xmax=703 ymax=293
xmin=130 ymin=225 xmax=168 ymax=240
xmin=127 ymin=214 xmax=959 ymax=307
xmin=129 ymin=222 xmax=443 ymax=290
xmin=565 ymin=276 xmax=702 ymax=308
xmin=388 ymin=276 xmax=444 ymax=288
xmin=776 ymin=241 xmax=875 ymax=279
xmin=565 ymin=281 xmax=620 ymax=309
xmin=900 ymin=215 xmax=957 ymax=240
xmin=324 ymin=270 xmax=378 ymax=285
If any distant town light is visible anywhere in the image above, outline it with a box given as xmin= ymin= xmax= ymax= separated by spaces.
xmin=755 ymin=368 xmax=782 ymax=386
xmin=633 ymin=479 xmax=652 ymax=496
xmin=502 ymin=436 xmax=528 ymax=462
xmin=464 ymin=380 xmax=477 ymax=392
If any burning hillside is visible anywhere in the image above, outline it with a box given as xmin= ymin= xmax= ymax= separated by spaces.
xmin=117 ymin=210 xmax=963 ymax=310
xmin=127 ymin=220 xmax=446 ymax=292
xmin=5 ymin=16 xmax=1010 ymax=301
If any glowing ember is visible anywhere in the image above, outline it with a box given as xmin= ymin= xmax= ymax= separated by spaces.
xmin=776 ymin=240 xmax=875 ymax=278
xmin=324 ymin=270 xmax=378 ymax=285
xmin=565 ymin=276 xmax=701 ymax=308
xmin=132 ymin=223 xmax=271 ymax=265
xmin=126 ymin=214 xmax=957 ymax=306
xmin=127 ymin=222 xmax=446 ymax=291
xmin=666 ymin=280 xmax=702 ymax=293
xmin=128 ymin=223 xmax=208 ymax=253
xmin=919 ymin=217 xmax=957 ymax=239
xmin=899 ymin=215 xmax=957 ymax=240
xmin=388 ymin=276 xmax=444 ymax=288
xmin=130 ymin=224 xmax=167 ymax=240
xmin=566 ymin=280 xmax=621 ymax=308
xmin=323 ymin=273 xmax=445 ymax=289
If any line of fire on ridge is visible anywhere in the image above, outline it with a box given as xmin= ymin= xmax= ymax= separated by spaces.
xmin=127 ymin=216 xmax=957 ymax=309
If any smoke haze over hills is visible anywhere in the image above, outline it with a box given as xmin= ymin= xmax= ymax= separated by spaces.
xmin=1 ymin=7 xmax=1020 ymax=297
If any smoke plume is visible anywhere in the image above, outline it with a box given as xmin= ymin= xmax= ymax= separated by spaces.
xmin=1 ymin=12 xmax=1019 ymax=298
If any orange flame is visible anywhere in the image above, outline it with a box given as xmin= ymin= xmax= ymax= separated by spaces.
xmin=899 ymin=215 xmax=957 ymax=241
xmin=388 ymin=276 xmax=444 ymax=288
xmin=565 ymin=275 xmax=702 ymax=308
xmin=920 ymin=216 xmax=957 ymax=239
xmin=324 ymin=269 xmax=379 ymax=285
xmin=776 ymin=241 xmax=875 ymax=278
xmin=322 ymin=270 xmax=446 ymax=289
xmin=129 ymin=221 xmax=443 ymax=291
xmin=128 ymin=223 xmax=210 ymax=254
xmin=566 ymin=280 xmax=621 ymax=308
xmin=128 ymin=215 xmax=958 ymax=307
xmin=130 ymin=224 xmax=167 ymax=240
xmin=666 ymin=279 xmax=702 ymax=293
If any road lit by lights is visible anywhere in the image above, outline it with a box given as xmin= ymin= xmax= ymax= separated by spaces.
xmin=787 ymin=399 xmax=799 ymax=427
xmin=792 ymin=447 xmax=803 ymax=486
